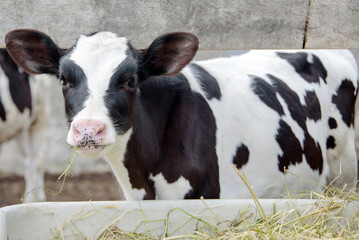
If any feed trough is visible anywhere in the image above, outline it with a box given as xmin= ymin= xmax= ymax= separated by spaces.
xmin=0 ymin=198 xmax=358 ymax=239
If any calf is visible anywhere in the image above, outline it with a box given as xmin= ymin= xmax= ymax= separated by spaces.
xmin=6 ymin=30 xmax=358 ymax=200
xmin=0 ymin=48 xmax=50 ymax=202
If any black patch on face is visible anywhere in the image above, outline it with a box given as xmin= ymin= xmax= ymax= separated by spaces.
xmin=59 ymin=58 xmax=88 ymax=124
xmin=60 ymin=58 xmax=87 ymax=88
xmin=232 ymin=144 xmax=249 ymax=170
xmin=190 ymin=63 xmax=221 ymax=100
xmin=123 ymin=73 xmax=220 ymax=199
xmin=0 ymin=49 xmax=32 ymax=114
xmin=277 ymin=52 xmax=327 ymax=84
xmin=276 ymin=120 xmax=303 ymax=172
xmin=251 ymin=76 xmax=284 ymax=116
xmin=328 ymin=117 xmax=337 ymax=129
xmin=110 ymin=57 xmax=138 ymax=87
xmin=332 ymin=79 xmax=356 ymax=127
xmin=0 ymin=98 xmax=5 ymax=121
xmin=105 ymin=57 xmax=138 ymax=134
xmin=304 ymin=90 xmax=321 ymax=121
xmin=326 ymin=136 xmax=336 ymax=149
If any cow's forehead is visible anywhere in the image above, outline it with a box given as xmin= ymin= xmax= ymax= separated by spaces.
xmin=66 ymin=32 xmax=130 ymax=79
xmin=72 ymin=32 xmax=129 ymax=54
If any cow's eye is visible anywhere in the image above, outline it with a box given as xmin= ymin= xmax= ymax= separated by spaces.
xmin=120 ymin=76 xmax=137 ymax=90
xmin=59 ymin=75 xmax=71 ymax=90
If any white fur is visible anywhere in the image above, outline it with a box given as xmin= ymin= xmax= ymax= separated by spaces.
xmin=150 ymin=173 xmax=192 ymax=200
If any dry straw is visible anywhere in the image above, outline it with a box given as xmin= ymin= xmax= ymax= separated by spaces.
xmin=51 ymin=163 xmax=359 ymax=240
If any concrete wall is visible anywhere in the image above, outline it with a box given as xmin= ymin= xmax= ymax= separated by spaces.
xmin=0 ymin=0 xmax=358 ymax=49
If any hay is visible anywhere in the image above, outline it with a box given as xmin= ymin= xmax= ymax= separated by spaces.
xmin=50 ymin=165 xmax=358 ymax=240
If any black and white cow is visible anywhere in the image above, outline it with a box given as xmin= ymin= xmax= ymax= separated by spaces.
xmin=5 ymin=30 xmax=358 ymax=200
xmin=0 ymin=48 xmax=50 ymax=202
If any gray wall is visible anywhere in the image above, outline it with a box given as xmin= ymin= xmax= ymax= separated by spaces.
xmin=0 ymin=0 xmax=358 ymax=49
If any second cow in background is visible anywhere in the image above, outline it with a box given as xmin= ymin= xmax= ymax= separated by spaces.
xmin=0 ymin=49 xmax=50 ymax=202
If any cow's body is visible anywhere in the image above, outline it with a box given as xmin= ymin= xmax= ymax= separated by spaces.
xmin=5 ymin=30 xmax=358 ymax=200
xmin=0 ymin=49 xmax=50 ymax=202
xmin=106 ymin=50 xmax=358 ymax=199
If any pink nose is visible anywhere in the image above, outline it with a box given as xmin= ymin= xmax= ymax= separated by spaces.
xmin=72 ymin=119 xmax=106 ymax=146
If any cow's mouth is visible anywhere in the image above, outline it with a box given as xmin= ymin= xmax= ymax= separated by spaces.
xmin=76 ymin=136 xmax=106 ymax=156
xmin=73 ymin=133 xmax=113 ymax=157
xmin=76 ymin=144 xmax=106 ymax=158
xmin=77 ymin=136 xmax=105 ymax=150
xmin=79 ymin=144 xmax=105 ymax=150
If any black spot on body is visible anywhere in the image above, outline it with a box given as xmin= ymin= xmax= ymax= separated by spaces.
xmin=303 ymin=133 xmax=323 ymax=174
xmin=268 ymin=74 xmax=307 ymax=129
xmin=0 ymin=98 xmax=5 ymax=121
xmin=277 ymin=52 xmax=327 ymax=84
xmin=267 ymin=74 xmax=323 ymax=174
xmin=304 ymin=91 xmax=321 ymax=121
xmin=332 ymin=79 xmax=356 ymax=127
xmin=326 ymin=136 xmax=336 ymax=149
xmin=0 ymin=49 xmax=32 ymax=114
xmin=276 ymin=120 xmax=303 ymax=172
xmin=190 ymin=63 xmax=221 ymax=100
xmin=251 ymin=73 xmax=324 ymax=174
xmin=251 ymin=76 xmax=284 ymax=116
xmin=232 ymin=144 xmax=250 ymax=169
xmin=328 ymin=117 xmax=337 ymax=129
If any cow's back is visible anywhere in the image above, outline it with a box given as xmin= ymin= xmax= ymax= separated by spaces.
xmin=182 ymin=50 xmax=358 ymax=198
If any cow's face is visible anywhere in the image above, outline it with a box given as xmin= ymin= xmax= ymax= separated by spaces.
xmin=6 ymin=30 xmax=198 ymax=157
xmin=59 ymin=33 xmax=138 ymax=157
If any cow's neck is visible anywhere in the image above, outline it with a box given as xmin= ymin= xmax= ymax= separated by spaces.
xmin=104 ymin=75 xmax=184 ymax=200
xmin=103 ymin=129 xmax=146 ymax=200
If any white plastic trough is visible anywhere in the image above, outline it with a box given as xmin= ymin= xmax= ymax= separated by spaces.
xmin=0 ymin=199 xmax=358 ymax=239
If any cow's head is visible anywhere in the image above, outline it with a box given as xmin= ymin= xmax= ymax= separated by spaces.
xmin=6 ymin=30 xmax=198 ymax=157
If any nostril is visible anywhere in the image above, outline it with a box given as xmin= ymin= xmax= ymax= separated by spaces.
xmin=95 ymin=126 xmax=106 ymax=140
xmin=73 ymin=124 xmax=81 ymax=135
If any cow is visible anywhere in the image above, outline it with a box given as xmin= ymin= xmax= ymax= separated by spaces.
xmin=0 ymin=48 xmax=50 ymax=203
xmin=5 ymin=29 xmax=358 ymax=200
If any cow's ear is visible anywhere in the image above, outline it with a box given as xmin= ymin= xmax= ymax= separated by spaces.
xmin=140 ymin=32 xmax=198 ymax=78
xmin=5 ymin=29 xmax=62 ymax=75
